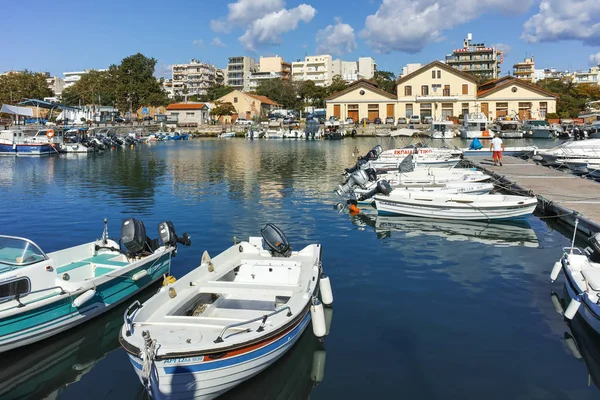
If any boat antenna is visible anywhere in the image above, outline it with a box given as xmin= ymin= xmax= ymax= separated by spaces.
xmin=571 ymin=216 xmax=579 ymax=253
xmin=103 ymin=218 xmax=108 ymax=245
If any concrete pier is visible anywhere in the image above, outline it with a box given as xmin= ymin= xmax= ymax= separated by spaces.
xmin=464 ymin=155 xmax=600 ymax=236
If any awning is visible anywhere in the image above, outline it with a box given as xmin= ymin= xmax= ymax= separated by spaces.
xmin=18 ymin=99 xmax=81 ymax=111
xmin=1 ymin=104 xmax=33 ymax=116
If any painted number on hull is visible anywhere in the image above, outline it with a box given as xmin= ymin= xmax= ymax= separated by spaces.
xmin=164 ymin=356 xmax=205 ymax=364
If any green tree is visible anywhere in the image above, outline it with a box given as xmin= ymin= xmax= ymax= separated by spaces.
xmin=254 ymin=79 xmax=299 ymax=109
xmin=326 ymin=75 xmax=348 ymax=96
xmin=297 ymin=80 xmax=326 ymax=108
xmin=114 ymin=53 xmax=169 ymax=112
xmin=0 ymin=71 xmax=53 ymax=104
xmin=60 ymin=68 xmax=117 ymax=106
xmin=201 ymin=85 xmax=235 ymax=102
xmin=210 ymin=101 xmax=237 ymax=121
xmin=534 ymin=78 xmax=595 ymax=118
xmin=373 ymin=70 xmax=397 ymax=94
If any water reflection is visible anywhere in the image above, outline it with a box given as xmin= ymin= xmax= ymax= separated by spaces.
xmin=348 ymin=210 xmax=540 ymax=248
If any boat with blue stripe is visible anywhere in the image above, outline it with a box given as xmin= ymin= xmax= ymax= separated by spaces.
xmin=0 ymin=129 xmax=57 ymax=156
xmin=119 ymin=223 xmax=334 ymax=400
xmin=0 ymin=218 xmax=190 ymax=354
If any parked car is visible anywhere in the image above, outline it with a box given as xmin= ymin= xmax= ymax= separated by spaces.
xmin=423 ymin=116 xmax=433 ymax=124
xmin=346 ymin=118 xmax=354 ymax=124
xmin=385 ymin=117 xmax=394 ymax=124
xmin=235 ymin=118 xmax=253 ymax=125
xmin=397 ymin=117 xmax=407 ymax=125
xmin=373 ymin=117 xmax=382 ymax=124
xmin=360 ymin=117 xmax=372 ymax=125
xmin=409 ymin=115 xmax=421 ymax=124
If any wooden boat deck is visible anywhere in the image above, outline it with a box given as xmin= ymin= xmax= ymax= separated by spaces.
xmin=464 ymin=155 xmax=600 ymax=235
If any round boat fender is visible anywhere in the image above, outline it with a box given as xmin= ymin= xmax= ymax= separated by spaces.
xmin=310 ymin=297 xmax=327 ymax=338
xmin=319 ymin=274 xmax=333 ymax=305
xmin=132 ymin=270 xmax=148 ymax=281
xmin=46 ymin=129 xmax=55 ymax=138
xmin=564 ymin=296 xmax=582 ymax=320
xmin=550 ymin=260 xmax=562 ymax=282
xmin=72 ymin=289 xmax=96 ymax=307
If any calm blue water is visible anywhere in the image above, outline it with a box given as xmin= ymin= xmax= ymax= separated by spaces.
xmin=0 ymin=138 xmax=597 ymax=400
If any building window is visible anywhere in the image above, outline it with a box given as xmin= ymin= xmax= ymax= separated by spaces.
xmin=0 ymin=278 xmax=30 ymax=299
xmin=437 ymin=71 xmax=441 ymax=79
xmin=348 ymin=104 xmax=358 ymax=110
xmin=234 ymin=97 xmax=238 ymax=103
xmin=432 ymin=70 xmax=436 ymax=79
xmin=405 ymin=86 xmax=412 ymax=96
xmin=406 ymin=104 xmax=413 ymax=117
xmin=186 ymin=112 xmax=194 ymax=116
xmin=420 ymin=103 xmax=432 ymax=118
xmin=540 ymin=102 xmax=548 ymax=119
xmin=421 ymin=85 xmax=429 ymax=96
xmin=443 ymin=85 xmax=450 ymax=96
xmin=462 ymin=103 xmax=469 ymax=116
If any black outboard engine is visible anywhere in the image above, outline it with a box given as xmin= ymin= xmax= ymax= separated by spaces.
xmin=337 ymin=169 xmax=371 ymax=196
xmin=345 ymin=158 xmax=369 ymax=175
xmin=121 ymin=218 xmax=159 ymax=256
xmin=260 ymin=223 xmax=292 ymax=258
xmin=357 ymin=180 xmax=393 ymax=201
xmin=158 ymin=221 xmax=192 ymax=247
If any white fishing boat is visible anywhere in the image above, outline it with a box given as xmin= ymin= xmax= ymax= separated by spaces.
xmin=533 ymin=139 xmax=600 ymax=166
xmin=550 ymin=222 xmax=600 ymax=333
xmin=119 ymin=224 xmax=333 ymax=400
xmin=491 ymin=120 xmax=523 ymax=138
xmin=374 ymin=191 xmax=537 ymax=221
xmin=459 ymin=112 xmax=493 ymax=139
xmin=429 ymin=121 xmax=455 ymax=139
xmin=0 ymin=218 xmax=190 ymax=354
xmin=351 ymin=181 xmax=494 ymax=204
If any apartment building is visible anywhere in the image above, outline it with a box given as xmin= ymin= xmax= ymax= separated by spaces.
xmin=513 ymin=56 xmax=535 ymax=83
xmin=292 ymin=55 xmax=377 ymax=86
xmin=258 ymin=56 xmax=291 ymax=80
xmin=171 ymin=59 xmax=220 ymax=97
xmin=572 ymin=66 xmax=600 ymax=85
xmin=399 ymin=63 xmax=423 ymax=79
xmin=445 ymin=33 xmax=503 ymax=80
xmin=357 ymin=57 xmax=376 ymax=80
xmin=226 ymin=56 xmax=256 ymax=91
xmin=63 ymin=69 xmax=108 ymax=88
xmin=533 ymin=68 xmax=571 ymax=82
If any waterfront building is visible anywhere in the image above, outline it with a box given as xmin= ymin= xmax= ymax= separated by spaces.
xmin=63 ymin=69 xmax=108 ymax=89
xmin=533 ymin=68 xmax=571 ymax=82
xmin=326 ymin=61 xmax=557 ymax=122
xmin=572 ymin=66 xmax=600 ymax=85
xmin=165 ymin=103 xmax=210 ymax=127
xmin=513 ymin=56 xmax=535 ymax=83
xmin=445 ymin=33 xmax=503 ymax=80
xmin=171 ymin=59 xmax=220 ymax=97
xmin=226 ymin=56 xmax=256 ymax=91
xmin=162 ymin=79 xmax=174 ymax=98
xmin=215 ymin=90 xmax=280 ymax=120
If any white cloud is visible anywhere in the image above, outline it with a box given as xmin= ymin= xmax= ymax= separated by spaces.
xmin=492 ymin=43 xmax=512 ymax=55
xmin=522 ymin=0 xmax=600 ymax=45
xmin=590 ymin=52 xmax=600 ymax=66
xmin=316 ymin=18 xmax=357 ymax=56
xmin=211 ymin=37 xmax=227 ymax=48
xmin=239 ymin=4 xmax=316 ymax=51
xmin=210 ymin=0 xmax=285 ymax=33
xmin=360 ymin=0 xmax=535 ymax=54
xmin=192 ymin=39 xmax=204 ymax=47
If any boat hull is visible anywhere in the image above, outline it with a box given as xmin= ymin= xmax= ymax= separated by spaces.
xmin=0 ymin=252 xmax=171 ymax=353
xmin=525 ymin=129 xmax=555 ymax=139
xmin=128 ymin=312 xmax=311 ymax=400
xmin=563 ymin=261 xmax=600 ymax=334
xmin=0 ymin=143 xmax=55 ymax=156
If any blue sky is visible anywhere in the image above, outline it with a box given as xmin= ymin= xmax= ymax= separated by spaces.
xmin=2 ymin=0 xmax=599 ymax=78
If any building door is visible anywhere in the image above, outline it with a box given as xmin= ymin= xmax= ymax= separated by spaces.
xmin=386 ymin=104 xmax=394 ymax=119
xmin=348 ymin=110 xmax=359 ymax=121
xmin=368 ymin=104 xmax=379 ymax=121
xmin=481 ymin=103 xmax=489 ymax=118
xmin=333 ymin=105 xmax=341 ymax=119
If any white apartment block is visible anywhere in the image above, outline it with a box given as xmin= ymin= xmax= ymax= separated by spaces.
xmin=292 ymin=55 xmax=378 ymax=87
xmin=63 ymin=69 xmax=108 ymax=88
xmin=171 ymin=59 xmax=220 ymax=97
xmin=399 ymin=63 xmax=423 ymax=79
xmin=226 ymin=56 xmax=256 ymax=92
xmin=572 ymin=66 xmax=600 ymax=85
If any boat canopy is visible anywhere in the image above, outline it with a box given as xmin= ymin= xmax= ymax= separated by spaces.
xmin=0 ymin=104 xmax=33 ymax=117
xmin=18 ymin=99 xmax=80 ymax=111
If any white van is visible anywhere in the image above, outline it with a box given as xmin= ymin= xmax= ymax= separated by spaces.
xmin=409 ymin=115 xmax=420 ymax=124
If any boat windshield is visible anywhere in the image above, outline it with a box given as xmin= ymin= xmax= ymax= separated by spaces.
xmin=0 ymin=236 xmax=47 ymax=267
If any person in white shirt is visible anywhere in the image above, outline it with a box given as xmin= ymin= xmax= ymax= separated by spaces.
xmin=490 ymin=135 xmax=504 ymax=166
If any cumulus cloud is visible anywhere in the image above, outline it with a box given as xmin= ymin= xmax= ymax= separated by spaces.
xmin=590 ymin=52 xmax=600 ymax=66
xmin=360 ymin=0 xmax=534 ymax=53
xmin=316 ymin=18 xmax=357 ymax=55
xmin=492 ymin=43 xmax=512 ymax=55
xmin=239 ymin=4 xmax=316 ymax=51
xmin=210 ymin=0 xmax=285 ymax=33
xmin=211 ymin=37 xmax=227 ymax=48
xmin=522 ymin=0 xmax=600 ymax=45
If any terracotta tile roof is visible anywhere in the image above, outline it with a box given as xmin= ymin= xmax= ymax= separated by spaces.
xmin=245 ymin=93 xmax=281 ymax=106
xmin=325 ymin=80 xmax=397 ymax=101
xmin=396 ymin=60 xmax=479 ymax=85
xmin=166 ymin=103 xmax=208 ymax=110
xmin=476 ymin=76 xmax=559 ymax=98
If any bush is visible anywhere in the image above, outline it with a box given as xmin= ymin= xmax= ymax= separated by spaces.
xmin=546 ymin=112 xmax=559 ymax=119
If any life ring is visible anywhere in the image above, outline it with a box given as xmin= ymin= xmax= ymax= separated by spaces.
xmin=482 ymin=130 xmax=490 ymax=137
xmin=351 ymin=129 xmax=357 ymax=137
xmin=46 ymin=129 xmax=55 ymax=138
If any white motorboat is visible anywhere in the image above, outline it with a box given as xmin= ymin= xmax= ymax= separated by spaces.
xmin=264 ymin=121 xmax=284 ymax=139
xmin=564 ymin=159 xmax=594 ymax=174
xmin=533 ymin=139 xmax=600 ymax=166
xmin=523 ymin=120 xmax=556 ymax=139
xmin=491 ymin=120 xmax=523 ymax=138
xmin=588 ymin=163 xmax=600 ymax=178
xmin=374 ymin=191 xmax=537 ymax=221
xmin=218 ymin=132 xmax=236 ymax=139
xmin=461 ymin=146 xmax=537 ymax=158
xmin=0 ymin=218 xmax=190 ymax=354
xmin=429 ymin=121 xmax=455 ymax=139
xmin=349 ymin=146 xmax=462 ymax=173
xmin=119 ymin=224 xmax=333 ymax=400
xmin=459 ymin=113 xmax=493 ymax=139
xmin=283 ymin=129 xmax=305 ymax=139
xmin=351 ymin=181 xmax=494 ymax=204
xmin=550 ymin=224 xmax=600 ymax=333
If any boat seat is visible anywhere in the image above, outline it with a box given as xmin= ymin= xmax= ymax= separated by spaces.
xmin=582 ymin=268 xmax=600 ymax=291
xmin=199 ymin=281 xmax=300 ymax=294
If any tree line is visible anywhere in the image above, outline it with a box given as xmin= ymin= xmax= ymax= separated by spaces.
xmin=534 ymin=78 xmax=600 ymax=118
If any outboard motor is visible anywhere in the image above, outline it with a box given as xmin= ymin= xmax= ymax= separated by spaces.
xmin=357 ymin=180 xmax=393 ymax=201
xmin=336 ymin=169 xmax=371 ymax=196
xmin=158 ymin=221 xmax=192 ymax=247
xmin=344 ymin=158 xmax=369 ymax=175
xmin=364 ymin=168 xmax=378 ymax=182
xmin=260 ymin=223 xmax=292 ymax=258
xmin=366 ymin=145 xmax=383 ymax=160
xmin=121 ymin=218 xmax=159 ymax=256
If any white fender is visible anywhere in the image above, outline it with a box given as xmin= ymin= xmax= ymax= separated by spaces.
xmin=132 ymin=270 xmax=148 ymax=281
xmin=550 ymin=260 xmax=562 ymax=282
xmin=310 ymin=349 xmax=327 ymax=383
xmin=550 ymin=292 xmax=564 ymax=315
xmin=564 ymin=334 xmax=582 ymax=359
xmin=319 ymin=275 xmax=333 ymax=306
xmin=310 ymin=298 xmax=326 ymax=338
xmin=73 ymin=289 xmax=96 ymax=307
xmin=564 ymin=297 xmax=581 ymax=320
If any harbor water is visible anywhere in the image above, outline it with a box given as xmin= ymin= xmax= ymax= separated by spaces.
xmin=0 ymin=138 xmax=598 ymax=400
